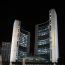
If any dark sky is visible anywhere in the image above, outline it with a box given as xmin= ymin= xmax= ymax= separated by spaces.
xmin=0 ymin=1 xmax=65 ymax=62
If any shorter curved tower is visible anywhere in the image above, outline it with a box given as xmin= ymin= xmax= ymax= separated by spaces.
xmin=10 ymin=20 xmax=21 ymax=62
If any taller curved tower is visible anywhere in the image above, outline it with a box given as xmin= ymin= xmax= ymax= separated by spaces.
xmin=49 ymin=9 xmax=59 ymax=62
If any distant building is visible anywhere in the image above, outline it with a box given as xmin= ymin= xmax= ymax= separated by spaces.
xmin=0 ymin=45 xmax=1 ymax=54
xmin=0 ymin=54 xmax=2 ymax=65
xmin=34 ymin=9 xmax=59 ymax=63
xmin=0 ymin=45 xmax=2 ymax=65
xmin=2 ymin=42 xmax=11 ymax=64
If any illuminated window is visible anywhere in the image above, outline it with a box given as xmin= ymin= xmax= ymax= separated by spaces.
xmin=35 ymin=21 xmax=50 ymax=61
xmin=16 ymin=32 xmax=29 ymax=61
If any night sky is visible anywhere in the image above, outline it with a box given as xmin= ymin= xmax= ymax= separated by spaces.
xmin=0 ymin=1 xmax=65 ymax=63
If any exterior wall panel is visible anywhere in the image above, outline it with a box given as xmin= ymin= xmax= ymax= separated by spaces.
xmin=49 ymin=9 xmax=59 ymax=62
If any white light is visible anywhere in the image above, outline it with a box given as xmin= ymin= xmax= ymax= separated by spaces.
xmin=38 ymin=49 xmax=41 ymax=52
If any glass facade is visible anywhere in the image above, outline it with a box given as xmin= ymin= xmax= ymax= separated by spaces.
xmin=35 ymin=21 xmax=50 ymax=62
xmin=16 ymin=29 xmax=30 ymax=62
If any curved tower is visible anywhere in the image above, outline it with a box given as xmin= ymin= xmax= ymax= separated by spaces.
xmin=10 ymin=20 xmax=21 ymax=62
xmin=49 ymin=9 xmax=59 ymax=62
xmin=34 ymin=9 xmax=59 ymax=63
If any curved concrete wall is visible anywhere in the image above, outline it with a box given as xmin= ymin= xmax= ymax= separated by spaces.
xmin=10 ymin=20 xmax=21 ymax=62
xmin=49 ymin=9 xmax=59 ymax=62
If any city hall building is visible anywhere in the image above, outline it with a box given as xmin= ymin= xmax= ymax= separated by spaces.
xmin=9 ymin=9 xmax=59 ymax=65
